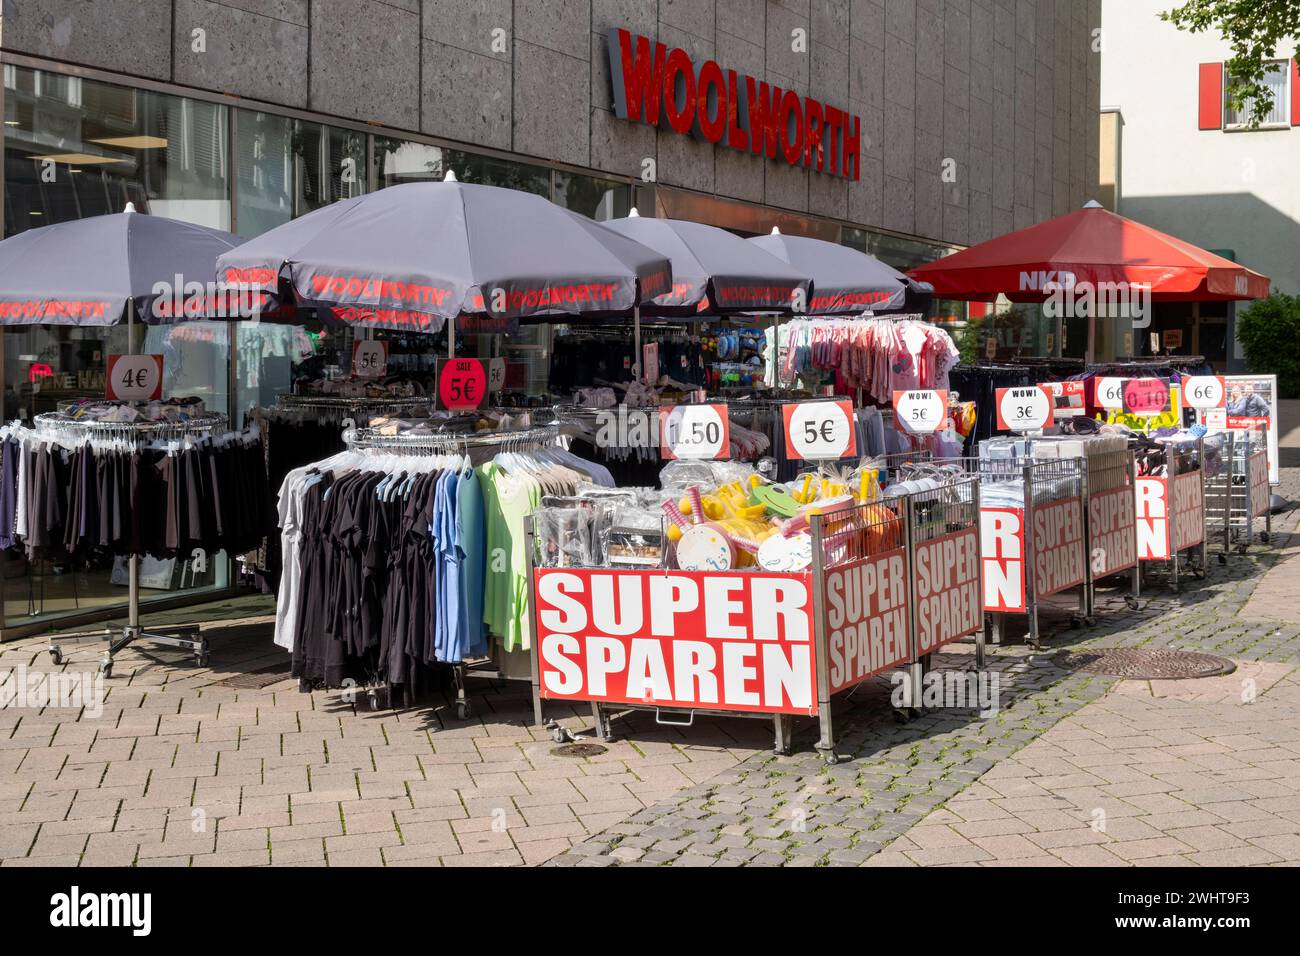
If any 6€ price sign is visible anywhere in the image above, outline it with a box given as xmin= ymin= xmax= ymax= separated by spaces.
xmin=1181 ymin=374 xmax=1225 ymax=410
xmin=660 ymin=403 xmax=730 ymax=460
xmin=782 ymin=399 xmax=857 ymax=460
xmin=106 ymin=355 xmax=163 ymax=401
xmin=995 ymin=385 xmax=1052 ymax=432
xmin=1096 ymin=377 xmax=1126 ymax=410
xmin=352 ymin=340 xmax=388 ymax=378
xmin=437 ymin=358 xmax=487 ymax=411
xmin=486 ymin=357 xmax=507 ymax=395
xmin=892 ymin=389 xmax=947 ymax=435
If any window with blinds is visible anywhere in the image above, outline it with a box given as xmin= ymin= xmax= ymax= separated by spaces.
xmin=1224 ymin=60 xmax=1290 ymax=128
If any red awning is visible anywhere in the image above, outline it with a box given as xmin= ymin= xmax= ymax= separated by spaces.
xmin=909 ymin=202 xmax=1271 ymax=302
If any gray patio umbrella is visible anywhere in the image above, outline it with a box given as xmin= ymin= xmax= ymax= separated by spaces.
xmin=602 ymin=210 xmax=811 ymax=316
xmin=216 ymin=175 xmax=672 ymax=338
xmin=748 ymin=229 xmax=934 ymax=315
xmin=0 ymin=205 xmax=257 ymax=327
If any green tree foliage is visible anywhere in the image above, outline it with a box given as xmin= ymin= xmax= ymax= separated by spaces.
xmin=1161 ymin=1 xmax=1300 ymax=128
xmin=1236 ymin=292 xmax=1300 ymax=397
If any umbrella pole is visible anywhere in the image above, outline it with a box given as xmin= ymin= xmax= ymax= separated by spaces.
xmin=125 ymin=297 xmax=141 ymax=634
xmin=634 ymin=304 xmax=642 ymax=383
xmin=1087 ymin=311 xmax=1096 ymax=365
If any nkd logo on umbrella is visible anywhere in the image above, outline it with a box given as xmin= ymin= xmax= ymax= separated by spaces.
xmin=608 ymin=28 xmax=861 ymax=180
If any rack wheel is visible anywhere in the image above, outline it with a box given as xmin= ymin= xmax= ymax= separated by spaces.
xmin=367 ymin=690 xmax=380 ymax=711
xmin=455 ymin=699 xmax=472 ymax=721
xmin=1085 ymin=616 xmax=1097 ymax=627
xmin=1236 ymin=544 xmax=1248 ymax=555
xmin=48 ymin=647 xmax=63 ymax=665
xmin=823 ymin=751 xmax=839 ymax=766
xmin=1260 ymin=532 xmax=1270 ymax=543
xmin=98 ymin=659 xmax=112 ymax=679
xmin=550 ymin=726 xmax=568 ymax=744
xmin=195 ymin=652 xmax=209 ymax=668
xmin=1193 ymin=567 xmax=1207 ymax=579
xmin=1124 ymin=596 xmax=1140 ymax=611
xmin=1217 ymin=553 xmax=1227 ymax=565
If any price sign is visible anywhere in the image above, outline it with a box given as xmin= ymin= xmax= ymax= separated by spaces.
xmin=1122 ymin=377 xmax=1171 ymax=415
xmin=486 ymin=357 xmax=507 ymax=395
xmin=892 ymin=389 xmax=947 ymax=435
xmin=352 ymin=340 xmax=388 ymax=378
xmin=1096 ymin=376 xmax=1126 ymax=410
xmin=1181 ymin=374 xmax=1225 ymax=410
xmin=995 ymin=385 xmax=1052 ymax=432
xmin=1043 ymin=380 xmax=1085 ymax=418
xmin=106 ymin=354 xmax=163 ymax=401
xmin=660 ymin=403 xmax=729 ymax=460
xmin=437 ymin=358 xmax=487 ymax=411
xmin=782 ymin=400 xmax=857 ymax=460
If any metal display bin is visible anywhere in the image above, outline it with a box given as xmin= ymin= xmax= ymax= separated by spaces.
xmin=1205 ymin=430 xmax=1272 ymax=558
xmin=1134 ymin=436 xmax=1208 ymax=590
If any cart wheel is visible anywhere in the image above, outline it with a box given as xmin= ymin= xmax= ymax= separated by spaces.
xmin=1085 ymin=616 xmax=1097 ymax=627
xmin=367 ymin=690 xmax=380 ymax=712
xmin=823 ymin=751 xmax=839 ymax=766
xmin=455 ymin=699 xmax=471 ymax=721
xmin=195 ymin=652 xmax=209 ymax=668
xmin=1236 ymin=544 xmax=1248 ymax=555
xmin=1193 ymin=567 xmax=1207 ymax=580
xmin=892 ymin=707 xmax=911 ymax=723
xmin=1260 ymin=532 xmax=1270 ymax=543
xmin=1217 ymin=553 xmax=1227 ymax=565
xmin=1124 ymin=596 xmax=1140 ymax=611
xmin=1069 ymin=615 xmax=1083 ymax=629
xmin=48 ymin=647 xmax=63 ymax=666
xmin=551 ymin=727 xmax=568 ymax=744
xmin=98 ymin=659 xmax=112 ymax=679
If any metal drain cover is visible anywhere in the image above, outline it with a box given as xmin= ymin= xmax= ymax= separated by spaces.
xmin=1053 ymin=648 xmax=1236 ymax=680
xmin=551 ymin=743 xmax=608 ymax=758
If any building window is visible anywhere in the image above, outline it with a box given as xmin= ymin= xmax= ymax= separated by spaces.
xmin=1224 ymin=60 xmax=1290 ymax=128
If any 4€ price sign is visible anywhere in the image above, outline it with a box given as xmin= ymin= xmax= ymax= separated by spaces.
xmin=892 ymin=389 xmax=948 ymax=435
xmin=995 ymin=385 xmax=1052 ymax=433
xmin=106 ymin=355 xmax=163 ymax=402
xmin=782 ymin=400 xmax=857 ymax=460
xmin=660 ymin=404 xmax=730 ymax=460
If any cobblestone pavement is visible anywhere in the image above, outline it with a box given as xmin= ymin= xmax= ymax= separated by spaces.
xmin=549 ymin=471 xmax=1300 ymax=867
xmin=0 ymin=600 xmax=768 ymax=867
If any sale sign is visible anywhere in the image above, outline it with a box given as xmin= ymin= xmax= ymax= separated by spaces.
xmin=660 ymin=404 xmax=729 ymax=460
xmin=823 ymin=549 xmax=909 ymax=693
xmin=1088 ymin=486 xmax=1137 ymax=577
xmin=1136 ymin=474 xmax=1204 ymax=560
xmin=1031 ymin=497 xmax=1086 ymax=596
xmin=106 ymin=355 xmax=163 ymax=401
xmin=981 ymin=508 xmax=1025 ymax=612
xmin=892 ymin=389 xmax=948 ymax=435
xmin=1122 ymin=377 xmax=1171 ymax=415
xmin=782 ymin=400 xmax=856 ymax=460
xmin=995 ymin=385 xmax=1052 ymax=432
xmin=534 ymin=569 xmax=815 ymax=714
xmin=352 ymin=340 xmax=388 ymax=378
xmin=913 ymin=528 xmax=981 ymax=655
xmin=980 ymin=499 xmax=1085 ymax=612
xmin=437 ymin=358 xmax=487 ymax=411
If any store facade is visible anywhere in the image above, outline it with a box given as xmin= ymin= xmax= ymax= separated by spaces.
xmin=0 ymin=0 xmax=1100 ymax=636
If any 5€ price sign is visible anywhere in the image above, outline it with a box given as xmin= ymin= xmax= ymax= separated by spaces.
xmin=782 ymin=399 xmax=856 ymax=460
xmin=995 ymin=385 xmax=1052 ymax=432
xmin=892 ymin=389 xmax=947 ymax=435
xmin=660 ymin=404 xmax=729 ymax=460
xmin=352 ymin=340 xmax=388 ymax=379
xmin=1181 ymin=374 xmax=1225 ymax=410
xmin=1096 ymin=377 xmax=1126 ymax=410
xmin=106 ymin=355 xmax=163 ymax=401
xmin=437 ymin=358 xmax=487 ymax=411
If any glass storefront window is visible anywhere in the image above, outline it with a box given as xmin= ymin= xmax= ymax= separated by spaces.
xmin=553 ymin=171 xmax=630 ymax=221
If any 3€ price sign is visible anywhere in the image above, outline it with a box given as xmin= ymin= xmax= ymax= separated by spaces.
xmin=782 ymin=399 xmax=857 ymax=460
xmin=892 ymin=389 xmax=947 ymax=435
xmin=995 ymin=385 xmax=1052 ymax=433
xmin=660 ymin=403 xmax=729 ymax=460
xmin=1122 ymin=377 xmax=1171 ymax=415
xmin=352 ymin=340 xmax=388 ymax=379
xmin=1096 ymin=376 xmax=1126 ymax=410
xmin=1181 ymin=374 xmax=1225 ymax=410
xmin=437 ymin=358 xmax=487 ymax=411
xmin=106 ymin=355 xmax=163 ymax=401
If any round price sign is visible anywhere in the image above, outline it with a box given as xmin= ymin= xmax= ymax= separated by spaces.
xmin=996 ymin=385 xmax=1052 ymax=432
xmin=352 ymin=340 xmax=388 ymax=378
xmin=1181 ymin=374 xmax=1225 ymax=410
xmin=892 ymin=389 xmax=947 ymax=435
xmin=783 ymin=400 xmax=856 ymax=460
xmin=486 ymin=357 xmax=507 ymax=395
xmin=1096 ymin=377 xmax=1126 ymax=410
xmin=1122 ymin=377 xmax=1171 ymax=415
xmin=437 ymin=358 xmax=487 ymax=411
xmin=659 ymin=404 xmax=729 ymax=460
xmin=106 ymin=354 xmax=163 ymax=402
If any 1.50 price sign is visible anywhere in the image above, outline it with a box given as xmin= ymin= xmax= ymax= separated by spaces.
xmin=660 ymin=403 xmax=729 ymax=460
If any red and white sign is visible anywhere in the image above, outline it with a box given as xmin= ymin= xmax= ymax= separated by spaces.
xmin=1181 ymin=375 xmax=1225 ymax=409
xmin=913 ymin=528 xmax=981 ymax=655
xmin=1044 ymin=380 xmax=1086 ymax=419
xmin=1088 ymin=486 xmax=1138 ymax=577
xmin=981 ymin=498 xmax=1085 ymax=612
xmin=995 ymin=385 xmax=1052 ymax=432
xmin=824 ymin=549 xmax=909 ymax=693
xmin=1122 ymin=377 xmax=1171 ymax=415
xmin=1095 ymin=377 xmax=1126 ymax=410
xmin=106 ymin=354 xmax=163 ymax=401
xmin=352 ymin=340 xmax=388 ymax=378
xmin=437 ymin=358 xmax=487 ymax=411
xmin=782 ymin=399 xmax=856 ymax=460
xmin=608 ymin=28 xmax=861 ymax=180
xmin=1136 ymin=473 xmax=1204 ymax=560
xmin=1248 ymin=451 xmax=1269 ymax=518
xmin=893 ymin=389 xmax=947 ymax=435
xmin=660 ymin=403 xmax=730 ymax=460
xmin=534 ymin=569 xmax=816 ymax=714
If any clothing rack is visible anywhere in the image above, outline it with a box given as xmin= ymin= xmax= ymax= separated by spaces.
xmin=34 ymin=409 xmax=232 ymax=676
xmin=272 ymin=394 xmax=432 ymax=419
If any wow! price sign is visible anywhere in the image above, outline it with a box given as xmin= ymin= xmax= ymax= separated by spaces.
xmin=660 ymin=403 xmax=729 ymax=460
xmin=995 ymin=385 xmax=1052 ymax=432
xmin=106 ymin=355 xmax=164 ymax=401
xmin=437 ymin=358 xmax=487 ymax=411
xmin=892 ymin=389 xmax=947 ymax=435
xmin=782 ymin=399 xmax=856 ymax=460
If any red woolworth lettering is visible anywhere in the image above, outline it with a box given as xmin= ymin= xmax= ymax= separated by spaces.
xmin=914 ymin=529 xmax=981 ymax=653
xmin=1032 ymin=499 xmax=1085 ymax=596
xmin=1087 ymin=487 xmax=1136 ymax=575
xmin=534 ymin=570 xmax=815 ymax=715
xmin=980 ymin=508 xmax=1024 ymax=612
xmin=823 ymin=551 xmax=908 ymax=692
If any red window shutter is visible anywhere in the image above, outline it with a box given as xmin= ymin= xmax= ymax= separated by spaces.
xmin=1292 ymin=59 xmax=1300 ymax=125
xmin=1198 ymin=62 xmax=1223 ymax=129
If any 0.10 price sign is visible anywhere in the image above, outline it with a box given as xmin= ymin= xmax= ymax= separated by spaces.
xmin=782 ymin=399 xmax=857 ymax=460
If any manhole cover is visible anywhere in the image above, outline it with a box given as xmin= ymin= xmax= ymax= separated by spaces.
xmin=551 ymin=743 xmax=608 ymax=758
xmin=213 ymin=662 xmax=292 ymax=689
xmin=1053 ymin=648 xmax=1236 ymax=679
